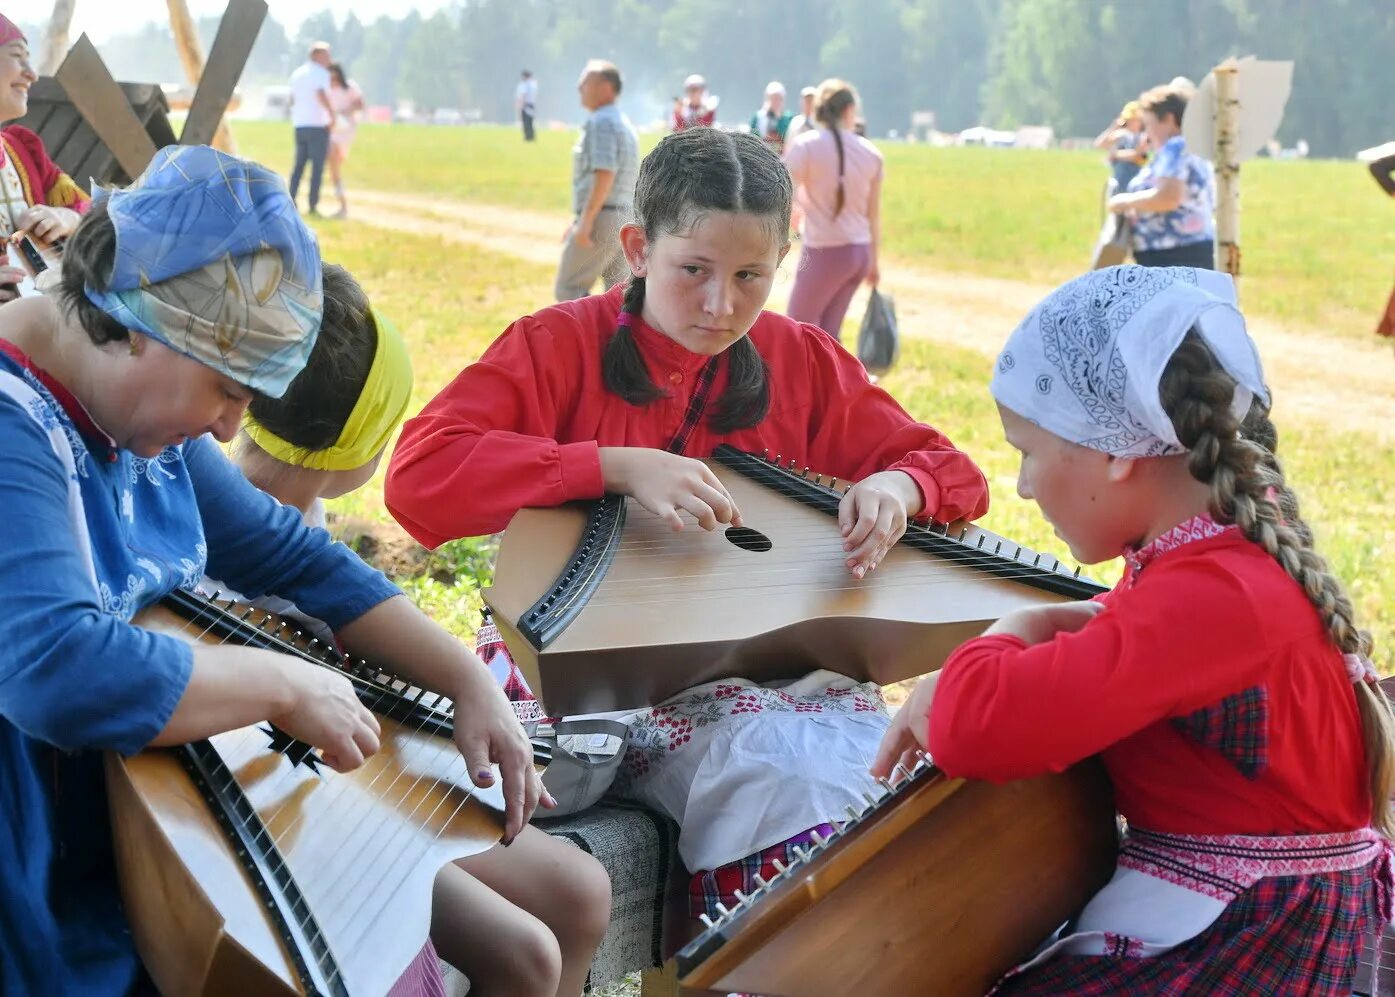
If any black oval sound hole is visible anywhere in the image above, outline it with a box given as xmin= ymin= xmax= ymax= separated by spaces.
xmin=725 ymin=525 xmax=773 ymax=553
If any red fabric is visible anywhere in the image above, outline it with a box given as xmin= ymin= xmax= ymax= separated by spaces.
xmin=927 ymin=530 xmax=1371 ymax=836
xmin=387 ymin=284 xmax=989 ymax=547
xmin=672 ymin=106 xmax=716 ymax=131
xmin=1378 ymin=281 xmax=1395 ymax=339
xmin=0 ymin=125 xmax=91 ymax=213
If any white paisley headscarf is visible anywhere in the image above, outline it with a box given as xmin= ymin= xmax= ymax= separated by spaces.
xmin=990 ymin=265 xmax=1269 ymax=458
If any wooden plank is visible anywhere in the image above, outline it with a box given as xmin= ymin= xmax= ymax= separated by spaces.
xmin=180 ymin=0 xmax=267 ymax=148
xmin=53 ymin=34 xmax=158 ymax=179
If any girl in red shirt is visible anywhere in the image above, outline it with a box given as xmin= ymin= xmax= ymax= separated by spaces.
xmin=875 ymin=265 xmax=1394 ymax=994
xmin=387 ymin=128 xmax=989 ymax=925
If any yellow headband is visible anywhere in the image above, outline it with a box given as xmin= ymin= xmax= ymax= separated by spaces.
xmin=242 ymin=312 xmax=414 ymax=472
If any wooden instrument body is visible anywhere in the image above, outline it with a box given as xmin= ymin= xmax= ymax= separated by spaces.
xmin=486 ymin=448 xmax=1102 ymax=716
xmin=677 ymin=761 xmax=1117 ymax=996
xmin=109 ymin=599 xmax=510 ymax=996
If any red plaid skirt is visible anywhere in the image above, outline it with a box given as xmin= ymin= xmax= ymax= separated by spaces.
xmin=994 ymin=861 xmax=1386 ymax=996
xmin=689 ymin=824 xmax=838 ymax=920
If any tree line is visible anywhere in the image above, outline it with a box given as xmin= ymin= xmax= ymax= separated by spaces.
xmin=31 ymin=0 xmax=1395 ymax=157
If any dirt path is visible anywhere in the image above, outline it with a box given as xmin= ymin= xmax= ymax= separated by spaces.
xmin=347 ymin=188 xmax=1395 ymax=441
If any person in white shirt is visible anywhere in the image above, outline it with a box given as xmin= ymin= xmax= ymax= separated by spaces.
xmin=515 ymin=69 xmax=538 ymax=141
xmin=787 ymin=86 xmax=818 ymax=138
xmin=287 ymin=41 xmax=335 ymax=215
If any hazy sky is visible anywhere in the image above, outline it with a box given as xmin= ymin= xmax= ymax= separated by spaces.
xmin=67 ymin=2 xmax=453 ymax=42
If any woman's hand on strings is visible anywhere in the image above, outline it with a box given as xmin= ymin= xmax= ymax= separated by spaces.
xmin=451 ymin=674 xmax=554 ymax=844
xmin=839 ymin=470 xmax=922 ymax=578
xmin=599 ymin=446 xmax=742 ymax=532
xmin=273 ymin=661 xmax=382 ymax=773
xmin=870 ymin=671 xmax=939 ymax=782
xmin=983 ymin=600 xmax=1105 ymax=645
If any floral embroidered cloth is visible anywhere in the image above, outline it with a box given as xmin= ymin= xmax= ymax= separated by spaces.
xmin=616 ymin=670 xmax=890 ymax=872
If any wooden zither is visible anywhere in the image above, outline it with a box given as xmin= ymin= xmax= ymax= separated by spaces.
xmin=676 ymin=757 xmax=1118 ymax=996
xmin=109 ymin=590 xmax=550 ymax=996
xmin=485 ymin=445 xmax=1106 ymax=716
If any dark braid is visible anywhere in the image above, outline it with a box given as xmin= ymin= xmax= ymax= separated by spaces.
xmin=1160 ymin=330 xmax=1395 ymax=835
xmin=601 ymin=128 xmax=791 ymax=431
xmin=814 ymin=79 xmax=858 ymax=218
xmin=603 ymin=277 xmax=664 ymax=406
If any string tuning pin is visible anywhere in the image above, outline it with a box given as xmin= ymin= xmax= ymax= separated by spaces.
xmin=1033 ymin=553 xmax=1042 ymax=566
xmin=788 ymin=458 xmax=798 ymax=470
xmin=1053 ymin=558 xmax=1062 ymax=572
xmin=771 ymin=858 xmax=789 ymax=874
xmin=753 ymin=873 xmax=771 ymax=889
xmin=976 ymin=535 xmax=986 ymax=549
xmin=810 ymin=829 xmax=829 ymax=847
xmin=762 ymin=448 xmax=770 ymax=459
xmin=1014 ymin=546 xmax=1023 ymax=560
xmin=914 ymin=749 xmax=933 ymax=767
xmin=1074 ymin=565 xmax=1083 ymax=577
xmin=994 ymin=540 xmax=1003 ymax=555
xmin=698 ymin=913 xmax=715 ymax=929
xmin=714 ymin=902 xmax=731 ymax=917
xmin=876 ymin=776 xmax=895 ymax=791
xmin=862 ymin=791 xmax=881 ymax=808
xmin=958 ymin=526 xmax=969 ymax=541
xmin=239 ymin=607 xmax=256 ymax=621
xmin=774 ymin=454 xmax=782 ymax=466
xmin=844 ymin=804 xmax=862 ymax=821
xmin=829 ymin=478 xmax=838 ymax=490
xmin=892 ymin=763 xmax=913 ymax=784
xmin=794 ymin=845 xmax=813 ymax=863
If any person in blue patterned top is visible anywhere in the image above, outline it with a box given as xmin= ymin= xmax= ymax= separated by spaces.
xmin=1108 ymin=84 xmax=1217 ymax=270
xmin=0 ymin=146 xmax=609 ymax=996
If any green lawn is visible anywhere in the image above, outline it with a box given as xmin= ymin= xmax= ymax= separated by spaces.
xmin=304 ymin=213 xmax=1395 ymax=673
xmin=233 ymin=120 xmax=1395 ymax=342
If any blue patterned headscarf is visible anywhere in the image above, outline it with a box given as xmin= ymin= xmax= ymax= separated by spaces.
xmin=83 ymin=146 xmax=323 ymax=397
xmin=991 ymin=266 xmax=1269 ymax=458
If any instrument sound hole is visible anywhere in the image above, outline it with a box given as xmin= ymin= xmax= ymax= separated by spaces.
xmin=725 ymin=526 xmax=773 ymax=553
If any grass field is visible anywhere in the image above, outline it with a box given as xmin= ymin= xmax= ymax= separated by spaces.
xmin=233 ymin=121 xmax=1395 ymax=342
xmin=225 ymin=121 xmax=1394 ymax=672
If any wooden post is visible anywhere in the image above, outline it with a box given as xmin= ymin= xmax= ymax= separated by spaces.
xmin=166 ymin=0 xmax=237 ymax=153
xmin=1213 ymin=59 xmax=1241 ymax=283
xmin=39 ymin=0 xmax=77 ymax=76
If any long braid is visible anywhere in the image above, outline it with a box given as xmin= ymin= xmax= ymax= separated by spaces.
xmin=1161 ymin=331 xmax=1395 ymax=835
xmin=602 ymin=276 xmax=664 ymax=405
xmin=814 ymin=80 xmax=856 ymax=218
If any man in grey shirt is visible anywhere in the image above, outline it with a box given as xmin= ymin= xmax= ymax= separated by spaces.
xmin=556 ymin=59 xmax=639 ymax=301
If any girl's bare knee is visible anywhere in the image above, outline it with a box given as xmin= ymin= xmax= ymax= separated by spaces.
xmin=509 ymin=919 xmax=563 ymax=997
xmin=559 ymin=851 xmax=612 ymax=949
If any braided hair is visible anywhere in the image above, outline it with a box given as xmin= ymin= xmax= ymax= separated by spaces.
xmin=1159 ymin=330 xmax=1395 ymax=835
xmin=603 ymin=128 xmax=792 ymax=433
xmin=813 ymin=79 xmax=859 ymax=218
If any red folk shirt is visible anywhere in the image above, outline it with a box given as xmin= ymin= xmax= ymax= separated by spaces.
xmin=387 ymin=284 xmax=990 ymax=548
xmin=927 ymin=523 xmax=1371 ymax=835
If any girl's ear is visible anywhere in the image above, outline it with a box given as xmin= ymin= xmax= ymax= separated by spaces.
xmin=618 ymin=224 xmax=649 ymax=277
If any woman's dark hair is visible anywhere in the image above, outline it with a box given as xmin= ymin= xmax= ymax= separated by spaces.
xmin=814 ymin=79 xmax=859 ymax=217
xmin=1159 ymin=329 xmax=1395 ymax=835
xmin=329 ymin=62 xmax=347 ymax=88
xmin=246 ymin=262 xmax=377 ymax=452
xmin=604 ymin=128 xmax=792 ymax=433
xmin=1139 ymin=84 xmax=1188 ymax=129
xmin=57 ymin=197 xmax=130 ymax=346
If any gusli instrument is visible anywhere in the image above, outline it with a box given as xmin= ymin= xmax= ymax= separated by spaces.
xmin=676 ymin=756 xmax=1117 ymax=996
xmin=109 ymin=590 xmax=549 ymax=996
xmin=485 ymin=445 xmax=1105 ymax=716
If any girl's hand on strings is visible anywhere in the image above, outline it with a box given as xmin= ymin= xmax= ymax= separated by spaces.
xmin=451 ymin=673 xmax=554 ymax=844
xmin=839 ymin=470 xmax=922 ymax=578
xmin=983 ymin=600 xmax=1105 ymax=645
xmin=16 ymin=204 xmax=79 ymax=243
xmin=871 ymin=671 xmax=939 ymax=782
xmin=273 ymin=661 xmax=382 ymax=773
xmin=599 ymin=446 xmax=742 ymax=532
